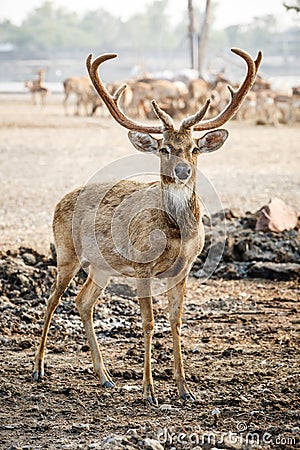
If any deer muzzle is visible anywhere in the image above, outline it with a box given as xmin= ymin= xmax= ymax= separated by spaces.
xmin=174 ymin=163 xmax=191 ymax=182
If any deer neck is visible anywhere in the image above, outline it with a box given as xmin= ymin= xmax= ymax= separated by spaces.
xmin=161 ymin=182 xmax=200 ymax=236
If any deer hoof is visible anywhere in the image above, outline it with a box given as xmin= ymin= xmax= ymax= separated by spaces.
xmin=143 ymin=384 xmax=158 ymax=406
xmin=144 ymin=395 xmax=158 ymax=407
xmin=102 ymin=380 xmax=115 ymax=388
xmin=178 ymin=380 xmax=196 ymax=401
xmin=181 ymin=391 xmax=196 ymax=402
xmin=145 ymin=395 xmax=158 ymax=407
xmin=33 ymin=370 xmax=44 ymax=381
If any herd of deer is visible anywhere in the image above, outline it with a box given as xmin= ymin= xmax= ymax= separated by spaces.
xmin=32 ymin=48 xmax=264 ymax=405
xmin=25 ymin=58 xmax=300 ymax=126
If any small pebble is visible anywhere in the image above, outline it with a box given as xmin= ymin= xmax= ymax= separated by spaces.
xmin=22 ymin=252 xmax=37 ymax=265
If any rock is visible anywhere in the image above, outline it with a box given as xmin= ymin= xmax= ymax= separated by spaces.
xmin=122 ymin=384 xmax=140 ymax=391
xmin=248 ymin=262 xmax=300 ymax=280
xmin=143 ymin=438 xmax=164 ymax=450
xmin=16 ymin=274 xmax=30 ymax=285
xmin=21 ymin=312 xmax=35 ymax=323
xmin=100 ymin=435 xmax=136 ymax=449
xmin=22 ymin=252 xmax=37 ymax=265
xmin=0 ymin=296 xmax=15 ymax=310
xmin=71 ymin=423 xmax=90 ymax=432
xmin=222 ymin=435 xmax=244 ymax=449
xmin=18 ymin=339 xmax=32 ymax=349
xmin=126 ymin=429 xmax=138 ymax=437
xmin=256 ymin=197 xmax=298 ymax=233
xmin=159 ymin=403 xmax=172 ymax=411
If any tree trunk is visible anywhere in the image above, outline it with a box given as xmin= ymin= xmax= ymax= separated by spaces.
xmin=188 ymin=0 xmax=197 ymax=69
xmin=198 ymin=0 xmax=212 ymax=76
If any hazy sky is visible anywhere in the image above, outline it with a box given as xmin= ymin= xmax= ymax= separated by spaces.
xmin=0 ymin=0 xmax=297 ymax=29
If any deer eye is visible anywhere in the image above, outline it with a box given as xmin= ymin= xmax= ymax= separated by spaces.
xmin=192 ymin=147 xmax=199 ymax=155
xmin=160 ymin=147 xmax=170 ymax=157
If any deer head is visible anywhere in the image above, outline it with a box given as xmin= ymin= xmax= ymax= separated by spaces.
xmin=127 ymin=101 xmax=229 ymax=191
xmin=86 ymin=49 xmax=262 ymax=191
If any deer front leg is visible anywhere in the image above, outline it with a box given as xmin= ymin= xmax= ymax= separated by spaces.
xmin=137 ymin=278 xmax=157 ymax=406
xmin=167 ymin=276 xmax=195 ymax=401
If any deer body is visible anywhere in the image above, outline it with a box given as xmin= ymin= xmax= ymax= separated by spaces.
xmin=25 ymin=82 xmax=48 ymax=106
xmin=25 ymin=69 xmax=48 ymax=106
xmin=63 ymin=76 xmax=95 ymax=115
xmin=34 ymin=48 xmax=261 ymax=405
xmin=61 ymin=181 xmax=202 ymax=279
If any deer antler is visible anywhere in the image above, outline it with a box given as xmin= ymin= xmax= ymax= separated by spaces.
xmin=151 ymin=100 xmax=174 ymax=130
xmin=87 ymin=49 xmax=262 ymax=135
xmin=179 ymin=99 xmax=211 ymax=130
xmin=86 ymin=53 xmax=164 ymax=134
xmin=191 ymin=48 xmax=262 ymax=131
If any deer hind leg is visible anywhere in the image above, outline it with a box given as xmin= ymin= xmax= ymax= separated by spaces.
xmin=32 ymin=92 xmax=36 ymax=105
xmin=75 ymin=271 xmax=113 ymax=387
xmin=75 ymin=94 xmax=82 ymax=116
xmin=63 ymin=92 xmax=70 ymax=115
xmin=167 ymin=276 xmax=195 ymax=401
xmin=41 ymin=92 xmax=46 ymax=107
xmin=137 ymin=278 xmax=157 ymax=405
xmin=33 ymin=251 xmax=80 ymax=380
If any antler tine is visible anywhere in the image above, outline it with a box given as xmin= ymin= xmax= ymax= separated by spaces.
xmin=86 ymin=53 xmax=164 ymax=134
xmin=151 ymin=100 xmax=174 ymax=130
xmin=113 ymin=84 xmax=127 ymax=102
xmin=193 ymin=48 xmax=262 ymax=131
xmin=180 ymin=99 xmax=211 ymax=130
xmin=255 ymin=50 xmax=263 ymax=72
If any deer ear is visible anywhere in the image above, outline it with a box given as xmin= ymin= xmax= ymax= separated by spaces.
xmin=128 ymin=131 xmax=161 ymax=154
xmin=195 ymin=129 xmax=228 ymax=154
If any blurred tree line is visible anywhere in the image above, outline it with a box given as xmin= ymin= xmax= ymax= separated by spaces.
xmin=0 ymin=0 xmax=297 ymax=58
xmin=0 ymin=1 xmax=180 ymax=56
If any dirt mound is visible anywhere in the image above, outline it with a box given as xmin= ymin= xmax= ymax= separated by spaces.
xmin=192 ymin=209 xmax=300 ymax=280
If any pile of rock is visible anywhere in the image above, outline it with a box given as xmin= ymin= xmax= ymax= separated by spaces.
xmin=192 ymin=199 xmax=299 ymax=280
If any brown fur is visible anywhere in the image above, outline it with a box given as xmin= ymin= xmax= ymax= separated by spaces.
xmin=63 ymin=76 xmax=94 ymax=116
xmin=25 ymin=69 xmax=48 ymax=106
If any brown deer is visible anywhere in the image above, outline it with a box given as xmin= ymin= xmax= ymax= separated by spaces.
xmin=25 ymin=69 xmax=48 ymax=106
xmin=33 ymin=48 xmax=262 ymax=405
xmin=24 ymin=82 xmax=49 ymax=106
xmin=63 ymin=76 xmax=95 ymax=115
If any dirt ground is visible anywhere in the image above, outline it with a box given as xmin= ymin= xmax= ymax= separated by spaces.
xmin=0 ymin=94 xmax=299 ymax=449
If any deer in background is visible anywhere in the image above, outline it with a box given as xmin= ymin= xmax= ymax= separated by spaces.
xmin=63 ymin=76 xmax=97 ymax=116
xmin=25 ymin=69 xmax=49 ymax=106
xmin=33 ymin=48 xmax=262 ymax=405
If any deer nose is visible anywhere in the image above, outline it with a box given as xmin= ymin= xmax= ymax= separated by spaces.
xmin=174 ymin=163 xmax=191 ymax=180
